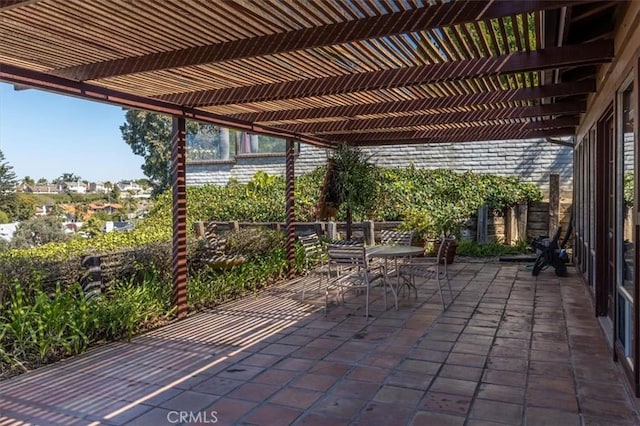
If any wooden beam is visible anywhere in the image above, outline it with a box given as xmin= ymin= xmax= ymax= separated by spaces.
xmin=525 ymin=116 xmax=581 ymax=129
xmin=159 ymin=41 xmax=613 ymax=107
xmin=0 ymin=62 xmax=334 ymax=149
xmin=0 ymin=0 xmax=41 ymax=11
xmin=52 ymin=0 xmax=588 ymax=81
xmin=332 ymin=124 xmax=575 ymax=145
xmin=231 ymin=80 xmax=595 ymax=123
xmin=273 ymin=102 xmax=586 ymax=134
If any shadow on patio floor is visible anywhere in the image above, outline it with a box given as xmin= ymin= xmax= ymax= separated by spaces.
xmin=0 ymin=262 xmax=638 ymax=425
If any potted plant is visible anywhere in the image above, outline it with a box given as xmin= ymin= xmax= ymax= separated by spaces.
xmin=318 ymin=145 xmax=377 ymax=240
xmin=398 ymin=208 xmax=433 ymax=249
xmin=429 ymin=202 xmax=471 ymax=264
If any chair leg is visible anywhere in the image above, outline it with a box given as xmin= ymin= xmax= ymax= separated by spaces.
xmin=324 ymin=286 xmax=329 ymax=316
xmin=445 ymin=275 xmax=453 ymax=307
xmin=436 ymin=275 xmax=446 ymax=311
xmin=365 ymin=281 xmax=370 ymax=320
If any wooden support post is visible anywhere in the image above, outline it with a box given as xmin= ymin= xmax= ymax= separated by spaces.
xmin=364 ymin=220 xmax=375 ymax=246
xmin=505 ymin=206 xmax=517 ymax=245
xmin=549 ymin=173 xmax=560 ymax=236
xmin=285 ymin=139 xmax=296 ymax=279
xmin=80 ymin=254 xmax=102 ymax=301
xmin=193 ymin=221 xmax=205 ymax=238
xmin=517 ymin=202 xmax=529 ymax=242
xmin=477 ymin=205 xmax=488 ymax=243
xmin=171 ymin=117 xmax=188 ymax=319
xmin=327 ymin=222 xmax=337 ymax=240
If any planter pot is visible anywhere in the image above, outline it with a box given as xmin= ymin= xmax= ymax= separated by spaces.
xmin=410 ymin=239 xmax=426 ymax=257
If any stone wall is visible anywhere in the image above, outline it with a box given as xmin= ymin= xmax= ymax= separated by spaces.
xmin=186 ymin=139 xmax=573 ymax=198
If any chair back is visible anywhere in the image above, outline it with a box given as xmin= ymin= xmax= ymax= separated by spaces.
xmin=380 ymin=229 xmax=414 ymax=246
xmin=299 ymin=233 xmax=325 ymax=268
xmin=436 ymin=238 xmax=453 ymax=271
xmin=327 ymin=244 xmax=368 ymax=270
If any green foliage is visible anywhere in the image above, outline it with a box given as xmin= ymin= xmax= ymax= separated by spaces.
xmin=0 ymin=150 xmax=17 ymax=207
xmin=3 ymin=193 xmax=37 ymax=222
xmin=456 ymin=240 xmax=529 ymax=257
xmin=120 ymin=110 xmax=220 ymax=196
xmin=0 ymin=211 xmax=9 ymax=224
xmin=10 ymin=216 xmax=69 ymax=249
xmin=624 ymin=172 xmax=634 ymax=206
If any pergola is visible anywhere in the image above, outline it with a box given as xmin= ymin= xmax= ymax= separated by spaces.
xmin=0 ymin=0 xmax=622 ymax=317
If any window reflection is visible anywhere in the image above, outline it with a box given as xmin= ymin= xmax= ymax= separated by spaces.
xmin=622 ymin=82 xmax=634 ymax=300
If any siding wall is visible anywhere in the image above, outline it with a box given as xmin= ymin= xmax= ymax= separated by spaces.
xmin=187 ymin=138 xmax=573 ymax=198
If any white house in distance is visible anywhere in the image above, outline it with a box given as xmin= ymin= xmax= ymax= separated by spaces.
xmin=117 ymin=181 xmax=151 ymax=198
xmin=63 ymin=181 xmax=87 ymax=194
xmin=89 ymin=182 xmax=108 ymax=193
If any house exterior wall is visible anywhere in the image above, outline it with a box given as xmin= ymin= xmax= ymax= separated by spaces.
xmin=572 ymin=1 xmax=640 ymax=395
xmin=187 ymin=139 xmax=572 ymax=198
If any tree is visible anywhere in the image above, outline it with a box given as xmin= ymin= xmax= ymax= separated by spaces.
xmin=36 ymin=177 xmax=48 ymax=185
xmin=58 ymin=173 xmax=81 ymax=182
xmin=322 ymin=145 xmax=377 ymax=240
xmin=120 ymin=110 xmax=218 ymax=196
xmin=10 ymin=216 xmax=68 ymax=249
xmin=0 ymin=149 xmax=17 ymax=208
xmin=22 ymin=176 xmax=35 ymax=186
xmin=110 ymin=184 xmax=121 ymax=202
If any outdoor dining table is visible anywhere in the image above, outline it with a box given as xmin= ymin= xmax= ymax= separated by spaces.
xmin=366 ymin=245 xmax=424 ymax=309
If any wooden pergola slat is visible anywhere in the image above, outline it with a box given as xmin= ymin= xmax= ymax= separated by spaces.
xmin=230 ymin=79 xmax=595 ymax=123
xmin=269 ymin=101 xmax=585 ymax=134
xmin=158 ymin=40 xmax=612 ymax=107
xmin=50 ymin=0 xmax=588 ymax=81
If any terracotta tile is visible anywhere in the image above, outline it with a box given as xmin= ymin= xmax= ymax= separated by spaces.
xmin=429 ymin=377 xmax=477 ymax=397
xmin=420 ymin=391 xmax=472 ymax=416
xmin=528 ymin=376 xmax=575 ymax=395
xmin=482 ymin=370 xmax=526 ymax=387
xmin=528 ymin=360 xmax=572 ymax=377
xmin=477 ymin=383 xmax=525 ymax=404
xmin=579 ymin=397 xmax=639 ymax=422
xmin=217 ymin=365 xmax=265 ymax=381
xmin=261 ymin=343 xmax=300 ymax=356
xmin=408 ymin=348 xmax=449 ymax=362
xmin=241 ymin=403 xmax=303 ymax=426
xmin=308 ymin=361 xmax=351 ymax=377
xmin=412 ymin=411 xmax=465 ymax=426
xmin=362 ymin=353 xmax=401 ymax=369
xmin=373 ymin=385 xmax=424 ymax=406
xmin=332 ymin=379 xmax=381 ymax=400
xmin=576 ymin=380 xmax=630 ymax=401
xmin=292 ymin=346 xmax=333 ymax=360
xmin=292 ymin=374 xmax=338 ymax=392
xmin=312 ymin=396 xmax=367 ymax=418
xmin=297 ymin=413 xmax=350 ymax=425
xmin=470 ymin=399 xmax=523 ymax=424
xmin=274 ymin=357 xmax=316 ymax=372
xmin=355 ymin=402 xmax=414 ymax=426
xmin=438 ymin=364 xmax=483 ymax=382
xmin=228 ymin=382 xmax=280 ymax=402
xmin=486 ymin=356 xmax=527 ymax=373
xmin=159 ymin=390 xmax=219 ymax=412
xmin=526 ymin=407 xmax=580 ymax=426
xmin=253 ymin=368 xmax=298 ymax=385
xmin=526 ymin=389 xmax=578 ymax=413
xmin=416 ymin=339 xmax=455 ymax=352
xmin=397 ymin=359 xmax=441 ymax=375
xmin=122 ymin=407 xmax=175 ymax=426
xmin=269 ymin=387 xmax=323 ymax=409
xmin=346 ymin=366 xmax=390 ymax=383
xmin=204 ymin=398 xmax=258 ymax=425
xmin=386 ymin=370 xmax=435 ymax=391
xmin=190 ymin=376 xmax=244 ymax=396
xmin=582 ymin=416 xmax=640 ymax=426
xmin=446 ymin=352 xmax=486 ymax=368
xmin=242 ymin=353 xmax=283 ymax=368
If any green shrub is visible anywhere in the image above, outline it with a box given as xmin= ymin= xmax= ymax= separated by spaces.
xmin=456 ymin=240 xmax=530 ymax=257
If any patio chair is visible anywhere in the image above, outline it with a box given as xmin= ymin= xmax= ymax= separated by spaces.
xmin=325 ymin=244 xmax=387 ymax=319
xmin=398 ymin=237 xmax=454 ymax=310
xmin=380 ymin=229 xmax=414 ymax=246
xmin=298 ymin=233 xmax=329 ymax=300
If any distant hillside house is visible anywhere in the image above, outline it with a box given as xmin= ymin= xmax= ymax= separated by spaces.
xmin=24 ymin=184 xmax=61 ymax=194
xmin=117 ymin=181 xmax=151 ymax=198
xmin=63 ymin=181 xmax=87 ymax=194
xmin=89 ymin=203 xmax=121 ymax=215
xmin=89 ymin=182 xmax=108 ymax=193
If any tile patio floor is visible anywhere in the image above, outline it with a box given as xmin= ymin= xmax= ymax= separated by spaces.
xmin=0 ymin=261 xmax=638 ymax=426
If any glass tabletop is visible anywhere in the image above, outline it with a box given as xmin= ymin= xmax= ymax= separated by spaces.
xmin=366 ymin=245 xmax=424 ymax=258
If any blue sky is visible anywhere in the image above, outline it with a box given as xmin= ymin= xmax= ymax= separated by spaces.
xmin=0 ymin=82 xmax=145 ymax=182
